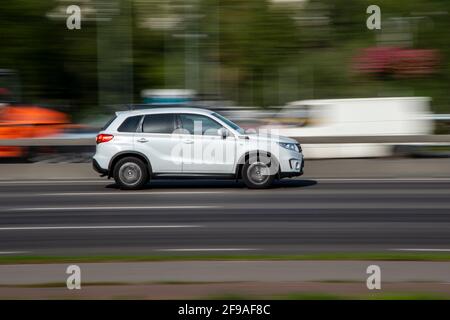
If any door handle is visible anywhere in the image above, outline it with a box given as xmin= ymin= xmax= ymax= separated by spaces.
xmin=183 ymin=139 xmax=194 ymax=144
xmin=137 ymin=138 xmax=148 ymax=143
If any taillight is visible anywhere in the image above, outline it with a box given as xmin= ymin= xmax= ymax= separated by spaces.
xmin=96 ymin=134 xmax=114 ymax=144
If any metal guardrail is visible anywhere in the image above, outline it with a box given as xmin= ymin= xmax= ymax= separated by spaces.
xmin=1 ymin=135 xmax=450 ymax=146
xmin=0 ymin=138 xmax=96 ymax=146
xmin=296 ymin=135 xmax=450 ymax=144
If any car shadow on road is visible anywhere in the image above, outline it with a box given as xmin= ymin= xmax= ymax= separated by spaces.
xmin=272 ymin=179 xmax=317 ymax=189
xmin=106 ymin=179 xmax=317 ymax=190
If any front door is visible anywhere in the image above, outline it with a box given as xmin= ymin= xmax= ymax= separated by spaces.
xmin=178 ymin=113 xmax=236 ymax=174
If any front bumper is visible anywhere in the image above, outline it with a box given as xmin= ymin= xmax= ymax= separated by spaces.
xmin=280 ymin=157 xmax=304 ymax=178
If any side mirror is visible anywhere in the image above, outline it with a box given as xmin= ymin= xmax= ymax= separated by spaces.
xmin=217 ymin=127 xmax=229 ymax=139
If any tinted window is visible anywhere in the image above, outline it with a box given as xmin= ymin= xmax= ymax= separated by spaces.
xmin=179 ymin=114 xmax=222 ymax=136
xmin=117 ymin=115 xmax=142 ymax=132
xmin=101 ymin=115 xmax=117 ymax=130
xmin=143 ymin=114 xmax=175 ymax=134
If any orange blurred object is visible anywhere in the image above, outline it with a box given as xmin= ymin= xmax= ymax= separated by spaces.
xmin=0 ymin=105 xmax=70 ymax=158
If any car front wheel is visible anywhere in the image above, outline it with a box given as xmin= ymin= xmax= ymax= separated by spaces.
xmin=242 ymin=154 xmax=277 ymax=189
xmin=113 ymin=157 xmax=149 ymax=190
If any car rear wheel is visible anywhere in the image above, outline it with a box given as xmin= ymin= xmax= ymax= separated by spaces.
xmin=113 ymin=157 xmax=149 ymax=190
xmin=242 ymin=153 xmax=277 ymax=189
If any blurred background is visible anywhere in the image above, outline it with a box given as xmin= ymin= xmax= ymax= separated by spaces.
xmin=2 ymin=0 xmax=450 ymax=300
xmin=0 ymin=0 xmax=450 ymax=161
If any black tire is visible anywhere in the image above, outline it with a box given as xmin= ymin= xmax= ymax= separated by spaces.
xmin=113 ymin=157 xmax=149 ymax=190
xmin=241 ymin=153 xmax=277 ymax=189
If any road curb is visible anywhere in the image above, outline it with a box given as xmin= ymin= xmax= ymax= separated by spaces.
xmin=1 ymin=159 xmax=450 ymax=181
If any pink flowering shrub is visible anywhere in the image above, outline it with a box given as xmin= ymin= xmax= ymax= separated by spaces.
xmin=353 ymin=47 xmax=440 ymax=77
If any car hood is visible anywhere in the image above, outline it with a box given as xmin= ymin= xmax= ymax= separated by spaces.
xmin=244 ymin=133 xmax=298 ymax=144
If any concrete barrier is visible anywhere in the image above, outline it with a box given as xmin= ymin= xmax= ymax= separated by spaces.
xmin=1 ymin=135 xmax=450 ymax=146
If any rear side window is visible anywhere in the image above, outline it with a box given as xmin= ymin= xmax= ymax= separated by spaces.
xmin=118 ymin=115 xmax=142 ymax=132
xmin=101 ymin=115 xmax=117 ymax=130
xmin=142 ymin=114 xmax=175 ymax=134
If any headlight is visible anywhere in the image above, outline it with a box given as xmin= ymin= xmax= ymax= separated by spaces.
xmin=278 ymin=142 xmax=301 ymax=152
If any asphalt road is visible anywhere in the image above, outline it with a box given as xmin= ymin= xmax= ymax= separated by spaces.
xmin=0 ymin=178 xmax=450 ymax=255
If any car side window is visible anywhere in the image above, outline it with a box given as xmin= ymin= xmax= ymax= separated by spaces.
xmin=179 ymin=114 xmax=222 ymax=136
xmin=117 ymin=115 xmax=142 ymax=132
xmin=142 ymin=114 xmax=175 ymax=134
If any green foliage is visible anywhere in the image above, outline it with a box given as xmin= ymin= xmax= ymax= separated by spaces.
xmin=0 ymin=0 xmax=449 ymax=116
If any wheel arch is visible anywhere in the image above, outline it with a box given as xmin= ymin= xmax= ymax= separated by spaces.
xmin=234 ymin=150 xmax=280 ymax=180
xmin=108 ymin=151 xmax=152 ymax=178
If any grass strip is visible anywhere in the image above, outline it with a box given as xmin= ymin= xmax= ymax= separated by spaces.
xmin=1 ymin=252 xmax=450 ymax=264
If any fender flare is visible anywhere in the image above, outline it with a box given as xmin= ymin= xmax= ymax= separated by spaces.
xmin=108 ymin=151 xmax=153 ymax=178
xmin=234 ymin=150 xmax=280 ymax=179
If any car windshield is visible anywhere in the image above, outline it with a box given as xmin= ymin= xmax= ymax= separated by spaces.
xmin=212 ymin=112 xmax=244 ymax=134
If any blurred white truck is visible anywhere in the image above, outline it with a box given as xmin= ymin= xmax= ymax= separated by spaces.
xmin=265 ymin=97 xmax=433 ymax=159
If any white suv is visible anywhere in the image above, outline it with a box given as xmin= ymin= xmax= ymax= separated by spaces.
xmin=93 ymin=107 xmax=304 ymax=189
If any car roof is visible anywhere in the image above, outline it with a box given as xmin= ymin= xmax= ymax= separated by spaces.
xmin=115 ymin=107 xmax=215 ymax=117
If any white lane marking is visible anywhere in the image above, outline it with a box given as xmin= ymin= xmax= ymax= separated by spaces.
xmin=40 ymin=191 xmax=223 ymax=196
xmin=0 ymin=178 xmax=450 ymax=186
xmin=5 ymin=205 xmax=218 ymax=212
xmin=156 ymin=248 xmax=260 ymax=252
xmin=34 ymin=189 xmax=450 ymax=197
xmin=0 ymin=225 xmax=202 ymax=231
xmin=0 ymin=180 xmax=105 ymax=185
xmin=4 ymin=203 xmax=450 ymax=211
xmin=0 ymin=251 xmax=29 ymax=254
xmin=0 ymin=189 xmax=447 ymax=199
xmin=315 ymin=178 xmax=450 ymax=182
xmin=390 ymin=248 xmax=450 ymax=252
xmin=0 ymin=188 xmax=448 ymax=199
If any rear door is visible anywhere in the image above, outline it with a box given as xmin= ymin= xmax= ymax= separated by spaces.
xmin=133 ymin=113 xmax=183 ymax=173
